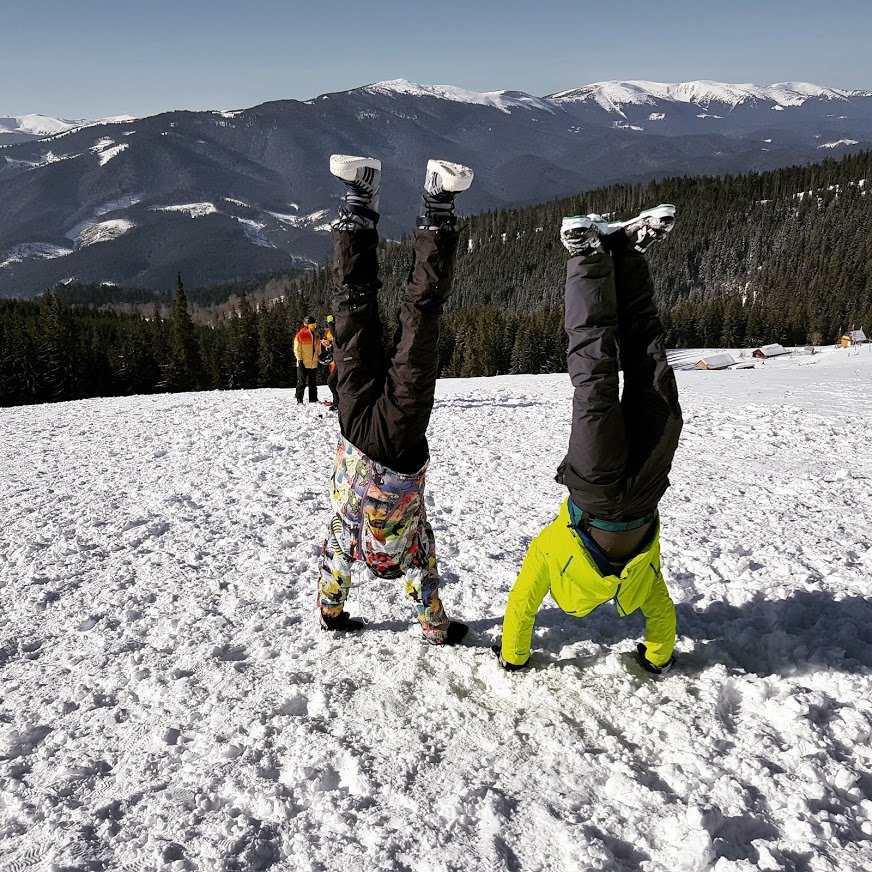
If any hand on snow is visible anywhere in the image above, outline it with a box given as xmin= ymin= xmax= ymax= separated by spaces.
xmin=491 ymin=643 xmax=529 ymax=672
xmin=636 ymin=642 xmax=675 ymax=676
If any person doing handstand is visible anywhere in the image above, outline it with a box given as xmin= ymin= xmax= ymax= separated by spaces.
xmin=494 ymin=205 xmax=683 ymax=674
xmin=317 ymin=154 xmax=473 ymax=645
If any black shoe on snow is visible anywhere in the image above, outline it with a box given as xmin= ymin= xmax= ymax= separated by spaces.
xmin=440 ymin=620 xmax=469 ymax=646
xmin=636 ymin=642 xmax=675 ymax=675
xmin=320 ymin=610 xmax=365 ymax=632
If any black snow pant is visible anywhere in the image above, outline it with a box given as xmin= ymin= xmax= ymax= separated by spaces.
xmin=331 ymin=227 xmax=459 ymax=474
xmin=557 ymin=232 xmax=683 ymax=554
xmin=327 ymin=364 xmax=339 ymax=405
xmin=296 ymin=364 xmax=318 ymax=403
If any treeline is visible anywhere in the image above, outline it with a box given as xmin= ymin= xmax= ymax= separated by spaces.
xmin=0 ymin=280 xmax=315 ymax=406
xmin=2 ymin=151 xmax=871 ymax=406
xmin=0 ymin=280 xmax=564 ymax=406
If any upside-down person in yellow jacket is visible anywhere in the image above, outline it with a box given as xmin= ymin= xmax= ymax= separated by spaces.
xmin=494 ymin=205 xmax=683 ymax=675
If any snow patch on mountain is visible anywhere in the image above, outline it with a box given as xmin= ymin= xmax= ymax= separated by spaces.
xmin=818 ymin=139 xmax=860 ymax=148
xmin=0 ymin=242 xmax=73 ymax=268
xmin=94 ymin=194 xmax=143 ymax=216
xmin=89 ymin=138 xmax=129 ymax=166
xmin=267 ymin=209 xmax=330 ymax=228
xmin=363 ymin=79 xmax=554 ymax=114
xmin=152 ymin=203 xmax=218 ymax=218
xmin=237 ymin=218 xmax=274 ymax=248
xmin=66 ymin=219 xmax=136 ymax=248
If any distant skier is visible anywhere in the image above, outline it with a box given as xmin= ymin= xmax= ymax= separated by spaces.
xmin=319 ymin=314 xmax=339 ymax=411
xmin=494 ymin=205 xmax=682 ymax=674
xmin=317 ymin=154 xmax=473 ymax=644
xmin=294 ymin=315 xmax=320 ymax=404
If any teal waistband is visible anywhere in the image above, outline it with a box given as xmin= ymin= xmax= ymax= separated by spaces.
xmin=568 ymin=499 xmax=657 ymax=533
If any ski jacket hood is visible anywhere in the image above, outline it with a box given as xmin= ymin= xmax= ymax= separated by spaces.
xmin=500 ymin=498 xmax=675 ymax=667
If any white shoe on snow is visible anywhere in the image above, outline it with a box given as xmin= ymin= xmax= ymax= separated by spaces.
xmin=611 ymin=203 xmax=676 ymax=252
xmin=560 ymin=213 xmax=610 ymax=256
xmin=424 ymin=159 xmax=474 ymax=197
xmin=329 ymin=154 xmax=382 ymax=223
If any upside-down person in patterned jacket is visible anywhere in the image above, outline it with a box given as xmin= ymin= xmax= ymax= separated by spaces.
xmin=494 ymin=205 xmax=683 ymax=675
xmin=317 ymin=154 xmax=473 ymax=645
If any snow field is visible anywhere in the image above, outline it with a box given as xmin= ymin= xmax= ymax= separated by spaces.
xmin=1 ymin=349 xmax=871 ymax=871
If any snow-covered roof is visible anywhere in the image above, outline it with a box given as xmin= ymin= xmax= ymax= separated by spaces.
xmin=754 ymin=344 xmax=790 ymax=357
xmin=696 ymin=353 xmax=737 ymax=370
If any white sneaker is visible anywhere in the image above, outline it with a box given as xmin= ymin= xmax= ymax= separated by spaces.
xmin=611 ymin=204 xmax=676 ymax=252
xmin=418 ymin=160 xmax=474 ymax=230
xmin=560 ymin=214 xmax=610 ymax=256
xmin=329 ymin=155 xmax=381 ymax=225
xmin=424 ymin=159 xmax=474 ymax=197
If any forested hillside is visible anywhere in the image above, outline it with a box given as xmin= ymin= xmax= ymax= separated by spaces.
xmin=1 ymin=151 xmax=870 ymax=406
xmin=314 ymin=149 xmax=871 ymax=367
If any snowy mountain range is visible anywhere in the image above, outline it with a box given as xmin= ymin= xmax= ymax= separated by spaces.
xmin=0 ymin=113 xmax=135 ymax=145
xmin=1 ymin=79 xmax=870 ymax=298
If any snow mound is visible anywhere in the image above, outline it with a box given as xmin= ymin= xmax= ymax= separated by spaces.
xmin=1 ymin=347 xmax=872 ymax=869
xmin=818 ymin=139 xmax=860 ymax=148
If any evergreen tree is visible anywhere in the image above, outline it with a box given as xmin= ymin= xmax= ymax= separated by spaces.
xmin=164 ymin=274 xmax=205 ymax=392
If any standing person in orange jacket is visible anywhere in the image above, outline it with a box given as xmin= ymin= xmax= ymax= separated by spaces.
xmin=294 ymin=315 xmax=320 ymax=404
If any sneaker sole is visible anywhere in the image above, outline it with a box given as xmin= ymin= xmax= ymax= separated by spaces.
xmin=330 ymin=154 xmax=382 ymax=182
xmin=613 ymin=203 xmax=676 ymax=229
xmin=425 ymin=159 xmax=474 ymax=194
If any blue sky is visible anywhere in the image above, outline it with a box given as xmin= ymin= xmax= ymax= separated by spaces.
xmin=2 ymin=0 xmax=870 ymax=118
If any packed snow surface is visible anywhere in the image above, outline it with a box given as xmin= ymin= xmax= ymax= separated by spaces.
xmin=2 ymin=346 xmax=872 ymax=871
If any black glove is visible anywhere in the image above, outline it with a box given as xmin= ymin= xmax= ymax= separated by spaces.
xmin=491 ymin=643 xmax=529 ymax=672
xmin=637 ymin=642 xmax=675 ymax=675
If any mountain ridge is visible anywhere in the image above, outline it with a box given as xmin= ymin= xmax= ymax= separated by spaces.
xmin=2 ymin=77 xmax=870 ymax=298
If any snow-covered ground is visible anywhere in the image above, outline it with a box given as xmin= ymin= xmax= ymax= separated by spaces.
xmin=2 ymin=346 xmax=871 ymax=872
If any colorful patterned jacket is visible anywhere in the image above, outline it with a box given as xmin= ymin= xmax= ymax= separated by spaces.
xmin=318 ymin=437 xmax=438 ymax=608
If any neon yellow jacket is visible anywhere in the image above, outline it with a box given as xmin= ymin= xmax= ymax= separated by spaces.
xmin=500 ymin=498 xmax=676 ymax=667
